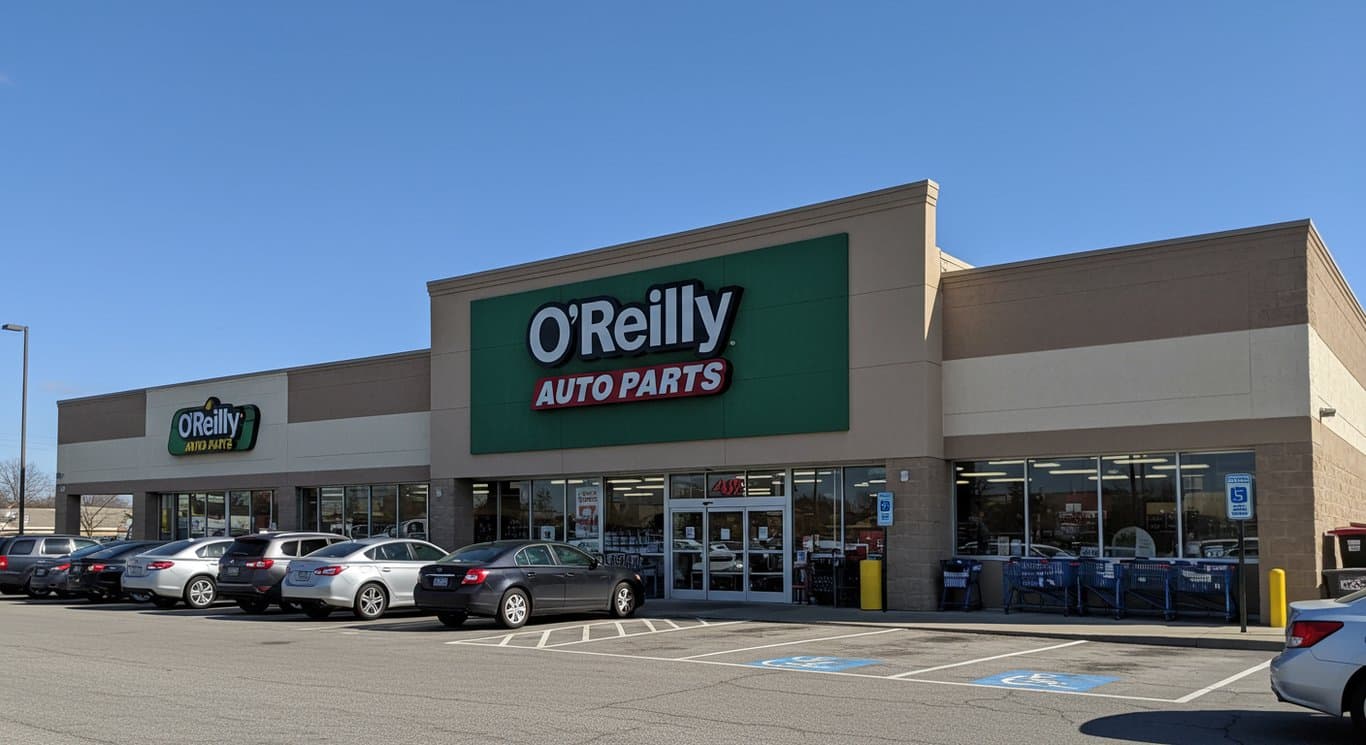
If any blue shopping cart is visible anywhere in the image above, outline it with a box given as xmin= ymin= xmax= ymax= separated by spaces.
xmin=1122 ymin=561 xmax=1175 ymax=621
xmin=1172 ymin=562 xmax=1236 ymax=621
xmin=1076 ymin=559 xmax=1125 ymax=619
xmin=939 ymin=559 xmax=983 ymax=611
xmin=1003 ymin=558 xmax=1077 ymax=616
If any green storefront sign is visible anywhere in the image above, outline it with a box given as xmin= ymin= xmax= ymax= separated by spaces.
xmin=168 ymin=397 xmax=261 ymax=456
xmin=470 ymin=234 xmax=849 ymax=454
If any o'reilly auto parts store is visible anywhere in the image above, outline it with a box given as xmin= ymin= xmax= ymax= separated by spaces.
xmin=56 ymin=180 xmax=1366 ymax=620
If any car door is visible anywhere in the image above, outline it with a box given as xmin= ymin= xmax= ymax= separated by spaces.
xmin=366 ymin=542 xmax=413 ymax=604
xmin=550 ymin=544 xmax=609 ymax=610
xmin=514 ymin=545 xmax=564 ymax=612
xmin=392 ymin=542 xmax=444 ymax=606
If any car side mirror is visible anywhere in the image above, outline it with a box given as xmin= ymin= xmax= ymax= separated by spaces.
xmin=589 ymin=558 xmax=600 ymax=570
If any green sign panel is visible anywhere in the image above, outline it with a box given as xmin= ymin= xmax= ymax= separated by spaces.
xmin=470 ymin=233 xmax=849 ymax=453
xmin=168 ymin=397 xmax=261 ymax=456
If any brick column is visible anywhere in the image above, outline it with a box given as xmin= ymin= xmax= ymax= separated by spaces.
xmin=55 ymin=491 xmax=82 ymax=535
xmin=884 ymin=457 xmax=952 ymax=610
xmin=130 ymin=492 xmax=160 ymax=539
xmin=428 ymin=478 xmax=473 ymax=551
xmin=1256 ymin=441 xmax=1318 ymax=621
xmin=273 ymin=486 xmax=298 ymax=531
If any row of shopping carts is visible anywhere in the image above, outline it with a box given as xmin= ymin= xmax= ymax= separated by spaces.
xmin=989 ymin=557 xmax=1238 ymax=620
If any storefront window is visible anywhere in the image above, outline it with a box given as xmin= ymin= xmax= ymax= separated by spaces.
xmin=1179 ymin=451 xmax=1257 ymax=559
xmin=1027 ymin=457 xmax=1098 ymax=558
xmin=1101 ymin=454 xmax=1178 ymax=558
xmin=399 ymin=484 xmax=429 ymax=541
xmin=568 ymin=477 xmax=603 ymax=550
xmin=320 ymin=487 xmax=344 ymax=536
xmin=472 ymin=482 xmax=496 ymax=543
xmin=498 ymin=481 xmax=528 ymax=540
xmin=842 ymin=467 xmax=885 ymax=561
xmin=604 ymin=475 xmax=664 ymax=598
xmin=176 ymin=495 xmax=190 ymax=538
xmin=745 ymin=470 xmax=785 ymax=498
xmin=706 ymin=472 xmax=747 ymax=498
xmin=669 ymin=473 xmax=706 ymax=500
xmin=531 ymin=480 xmax=566 ymax=542
xmin=371 ymin=485 xmax=397 ymax=540
xmin=793 ymin=468 xmax=838 ymax=552
xmin=954 ymin=461 xmax=1026 ymax=556
xmin=228 ymin=491 xmax=251 ymax=536
xmin=190 ymin=493 xmax=207 ymax=538
xmin=252 ymin=490 xmax=274 ymax=532
xmin=299 ymin=488 xmax=319 ymax=532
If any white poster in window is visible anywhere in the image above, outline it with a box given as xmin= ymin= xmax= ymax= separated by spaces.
xmin=574 ymin=487 xmax=600 ymax=538
xmin=685 ymin=526 xmax=696 ymax=540
xmin=758 ymin=526 xmax=769 ymax=541
xmin=720 ymin=528 xmax=731 ymax=541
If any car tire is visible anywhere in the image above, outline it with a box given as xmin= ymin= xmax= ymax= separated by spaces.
xmin=236 ymin=598 xmax=270 ymax=614
xmin=87 ymin=591 xmax=111 ymax=604
xmin=610 ymin=582 xmax=636 ymax=618
xmin=437 ymin=612 xmax=467 ymax=628
xmin=1350 ymin=679 xmax=1366 ymax=732
xmin=0 ymin=584 xmax=21 ymax=596
xmin=353 ymin=583 xmax=388 ymax=620
xmin=304 ymin=604 xmax=334 ymax=620
xmin=151 ymin=596 xmax=179 ymax=609
xmin=183 ymin=577 xmax=216 ymax=610
xmin=54 ymin=590 xmax=72 ymax=599
xmin=127 ymin=590 xmax=154 ymax=604
xmin=496 ymin=588 xmax=530 ymax=629
xmin=278 ymin=600 xmax=303 ymax=614
xmin=25 ymin=581 xmax=49 ymax=599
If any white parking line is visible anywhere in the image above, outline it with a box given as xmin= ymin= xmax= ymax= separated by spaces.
xmin=676 ymin=627 xmax=901 ymax=660
xmin=544 ymin=620 xmax=745 ymax=648
xmin=1173 ymin=660 xmax=1272 ymax=703
xmin=444 ymin=618 xmax=745 ymax=648
xmin=887 ymin=640 xmax=1089 ymax=678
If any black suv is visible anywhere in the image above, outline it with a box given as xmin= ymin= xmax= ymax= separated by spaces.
xmin=0 ymin=534 xmax=101 ymax=594
xmin=217 ymin=532 xmax=346 ymax=613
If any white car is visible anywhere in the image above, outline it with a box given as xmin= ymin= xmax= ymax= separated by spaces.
xmin=123 ymin=537 xmax=235 ymax=609
xmin=282 ymin=537 xmax=448 ymax=620
xmin=1271 ymin=589 xmax=1366 ymax=730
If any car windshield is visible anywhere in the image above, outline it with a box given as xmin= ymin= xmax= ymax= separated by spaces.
xmin=438 ymin=544 xmax=504 ymax=564
xmin=143 ymin=540 xmax=196 ymax=557
xmin=307 ymin=542 xmax=364 ymax=558
xmin=225 ymin=539 xmax=269 ymax=558
xmin=1335 ymin=588 xmax=1366 ymax=604
xmin=70 ymin=542 xmax=117 ymax=559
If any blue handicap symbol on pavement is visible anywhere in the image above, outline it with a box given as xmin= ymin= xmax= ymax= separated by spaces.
xmin=748 ymin=656 xmax=880 ymax=672
xmin=973 ymin=670 xmax=1119 ymax=692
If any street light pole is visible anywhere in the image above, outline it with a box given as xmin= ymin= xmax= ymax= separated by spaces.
xmin=2 ymin=324 xmax=27 ymax=535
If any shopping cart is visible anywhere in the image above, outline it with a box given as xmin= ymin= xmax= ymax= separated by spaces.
xmin=1122 ymin=561 xmax=1175 ymax=621
xmin=1172 ymin=562 xmax=1236 ymax=621
xmin=939 ymin=559 xmax=983 ymax=611
xmin=1003 ymin=558 xmax=1077 ymax=616
xmin=1076 ymin=559 xmax=1125 ymax=619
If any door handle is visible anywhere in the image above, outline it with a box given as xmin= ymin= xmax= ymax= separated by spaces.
xmin=564 ymin=572 xmax=576 ymax=578
xmin=525 ymin=571 xmax=537 ymax=578
xmin=381 ymin=567 xmax=392 ymax=572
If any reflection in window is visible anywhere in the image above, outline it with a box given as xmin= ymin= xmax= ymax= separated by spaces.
xmin=745 ymin=470 xmax=785 ymax=498
xmin=399 ymin=484 xmax=429 ymax=541
xmin=346 ymin=485 xmax=370 ymax=538
xmin=371 ymin=485 xmax=397 ymax=541
xmin=669 ymin=473 xmax=706 ymax=500
xmin=842 ymin=467 xmax=885 ymax=560
xmin=568 ymin=477 xmax=603 ymax=548
xmin=1179 ymin=451 xmax=1257 ymax=558
xmin=532 ymin=479 xmax=566 ymax=542
xmin=792 ymin=468 xmax=838 ymax=552
xmin=1101 ymin=454 xmax=1177 ymax=558
xmin=954 ymin=461 xmax=1026 ymax=556
xmin=472 ymin=482 xmax=496 ymax=543
xmin=320 ymin=487 xmax=344 ymax=536
xmin=604 ymin=475 xmax=664 ymax=598
xmin=1028 ymin=458 xmax=1098 ymax=558
xmin=299 ymin=488 xmax=320 ymax=532
xmin=229 ymin=491 xmax=251 ymax=536
xmin=498 ymin=481 xmax=528 ymax=540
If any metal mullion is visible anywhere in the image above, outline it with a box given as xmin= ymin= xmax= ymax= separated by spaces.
xmin=1174 ymin=453 xmax=1184 ymax=559
xmin=1095 ymin=456 xmax=1104 ymax=558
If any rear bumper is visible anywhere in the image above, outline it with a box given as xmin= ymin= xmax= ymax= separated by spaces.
xmin=0 ymin=569 xmax=24 ymax=587
xmin=1270 ymin=649 xmax=1352 ymax=716
xmin=282 ymin=582 xmax=351 ymax=608
xmin=217 ymin=581 xmax=281 ymax=602
xmin=122 ymin=573 xmax=184 ymax=597
xmin=414 ymin=585 xmax=497 ymax=616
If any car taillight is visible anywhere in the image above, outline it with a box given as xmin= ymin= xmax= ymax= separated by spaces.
xmin=461 ymin=568 xmax=489 ymax=585
xmin=148 ymin=561 xmax=175 ymax=570
xmin=91 ymin=563 xmax=106 ymax=572
xmin=314 ymin=566 xmax=345 ymax=576
xmin=0 ymin=556 xmax=7 ymax=570
xmin=244 ymin=559 xmax=274 ymax=570
xmin=55 ymin=563 xmax=69 ymax=571
xmin=1288 ymin=620 xmax=1343 ymax=648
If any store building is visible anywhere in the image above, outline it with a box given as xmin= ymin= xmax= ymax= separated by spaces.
xmin=55 ymin=180 xmax=1366 ymax=619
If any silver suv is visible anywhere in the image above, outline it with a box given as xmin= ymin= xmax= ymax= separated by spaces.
xmin=216 ymin=532 xmax=345 ymax=614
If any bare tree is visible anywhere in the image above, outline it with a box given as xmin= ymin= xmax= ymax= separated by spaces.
xmin=0 ymin=458 xmax=54 ymax=508
xmin=79 ymin=494 xmax=131 ymax=537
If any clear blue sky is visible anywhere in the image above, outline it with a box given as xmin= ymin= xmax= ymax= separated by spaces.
xmin=1 ymin=3 xmax=1363 ymax=485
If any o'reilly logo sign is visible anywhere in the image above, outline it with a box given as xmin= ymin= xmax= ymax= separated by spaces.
xmin=168 ymin=397 xmax=260 ymax=455
xmin=526 ymin=280 xmax=742 ymax=410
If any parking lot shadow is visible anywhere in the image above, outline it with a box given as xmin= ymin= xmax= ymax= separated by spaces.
xmin=1080 ymin=710 xmax=1353 ymax=744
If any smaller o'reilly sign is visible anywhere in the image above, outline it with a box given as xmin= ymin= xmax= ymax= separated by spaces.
xmin=168 ymin=397 xmax=260 ymax=456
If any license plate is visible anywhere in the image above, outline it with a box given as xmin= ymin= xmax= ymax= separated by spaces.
xmin=35 ymin=569 xmax=47 ymax=577
xmin=225 ymin=566 xmax=240 ymax=577
xmin=127 ymin=567 xmax=145 ymax=578
xmin=293 ymin=570 xmax=311 ymax=582
xmin=432 ymin=576 xmax=450 ymax=588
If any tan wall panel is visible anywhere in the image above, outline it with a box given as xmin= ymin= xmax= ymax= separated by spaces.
xmin=62 ymin=464 xmax=431 ymax=498
xmin=57 ymin=390 xmax=146 ymax=444
xmin=942 ymin=222 xmax=1310 ymax=360
xmin=945 ymin=416 xmax=1310 ymax=460
xmin=1309 ymin=327 xmax=1366 ymax=458
xmin=288 ymin=352 xmax=430 ymax=423
xmin=1308 ymin=230 xmax=1366 ymax=393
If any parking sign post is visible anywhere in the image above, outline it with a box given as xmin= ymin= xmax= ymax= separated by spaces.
xmin=1225 ymin=473 xmax=1254 ymax=633
xmin=876 ymin=492 xmax=893 ymax=613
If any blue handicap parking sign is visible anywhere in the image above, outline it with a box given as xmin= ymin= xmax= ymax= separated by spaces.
xmin=748 ymin=656 xmax=880 ymax=672
xmin=973 ymin=670 xmax=1118 ymax=692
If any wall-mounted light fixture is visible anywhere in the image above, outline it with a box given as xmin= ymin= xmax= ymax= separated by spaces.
xmin=1320 ymin=407 xmax=1338 ymax=419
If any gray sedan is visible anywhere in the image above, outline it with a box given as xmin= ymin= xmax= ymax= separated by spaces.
xmin=1272 ymin=589 xmax=1366 ymax=731
xmin=282 ymin=537 xmax=447 ymax=620
xmin=123 ymin=537 xmax=234 ymax=609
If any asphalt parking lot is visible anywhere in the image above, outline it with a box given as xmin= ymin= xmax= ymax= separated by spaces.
xmin=0 ymin=596 xmax=1353 ymax=745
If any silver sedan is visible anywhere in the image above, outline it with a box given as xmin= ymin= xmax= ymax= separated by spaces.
xmin=1271 ymin=589 xmax=1366 ymax=731
xmin=282 ymin=537 xmax=447 ymax=620
xmin=124 ymin=537 xmax=235 ymax=609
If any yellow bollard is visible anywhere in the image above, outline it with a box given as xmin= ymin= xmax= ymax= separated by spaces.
xmin=1270 ymin=568 xmax=1287 ymax=628
xmin=860 ymin=560 xmax=883 ymax=610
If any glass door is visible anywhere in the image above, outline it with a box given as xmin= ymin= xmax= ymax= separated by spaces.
xmin=668 ymin=502 xmax=788 ymax=602
xmin=747 ymin=509 xmax=786 ymax=601
xmin=671 ymin=510 xmax=705 ymax=596
xmin=706 ymin=509 xmax=746 ymax=600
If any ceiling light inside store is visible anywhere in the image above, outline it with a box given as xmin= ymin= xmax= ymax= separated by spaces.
xmin=1088 ymin=475 xmax=1128 ymax=480
xmin=621 ymin=492 xmax=652 ymax=498
xmin=961 ymin=471 xmax=1007 ymax=478
xmin=794 ymin=470 xmax=815 ymax=476
xmin=987 ymin=477 xmax=1025 ymax=483
xmin=869 ymin=479 xmax=886 ymax=484
xmin=794 ymin=479 xmax=815 ymax=484
xmin=956 ymin=480 xmax=969 ymax=485
xmin=1049 ymin=469 xmax=1096 ymax=475
xmin=551 ymin=480 xmax=565 ymax=485
xmin=988 ymin=460 xmax=1024 ymax=465
xmin=1110 ymin=457 xmax=1170 ymax=464
xmin=1031 ymin=462 xmax=1061 ymax=468
xmin=642 ymin=477 xmax=664 ymax=483
xmin=608 ymin=478 xmax=641 ymax=484
xmin=1144 ymin=474 xmax=1169 ymax=479
xmin=855 ymin=482 xmax=869 ymax=488
xmin=749 ymin=489 xmax=771 ymax=495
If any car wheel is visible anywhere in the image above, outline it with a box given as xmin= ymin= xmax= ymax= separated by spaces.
xmin=437 ymin=611 xmax=467 ymax=628
xmin=54 ymin=590 xmax=73 ymax=600
xmin=151 ymin=596 xmax=179 ymax=609
xmin=610 ymin=582 xmax=636 ymax=618
xmin=353 ymin=583 xmax=388 ymax=620
xmin=0 ymin=584 xmax=21 ymax=596
xmin=87 ymin=591 xmax=111 ymax=604
xmin=236 ymin=598 xmax=270 ymax=614
xmin=25 ymin=581 xmax=49 ymax=599
xmin=127 ymin=590 xmax=154 ymax=604
xmin=278 ymin=600 xmax=303 ymax=613
xmin=183 ymin=577 xmax=216 ymax=610
xmin=1350 ymin=679 xmax=1366 ymax=732
xmin=304 ymin=604 xmax=334 ymax=620
xmin=496 ymin=588 xmax=530 ymax=629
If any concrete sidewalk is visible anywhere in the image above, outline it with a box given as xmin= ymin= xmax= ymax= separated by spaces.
xmin=639 ymin=599 xmax=1286 ymax=651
